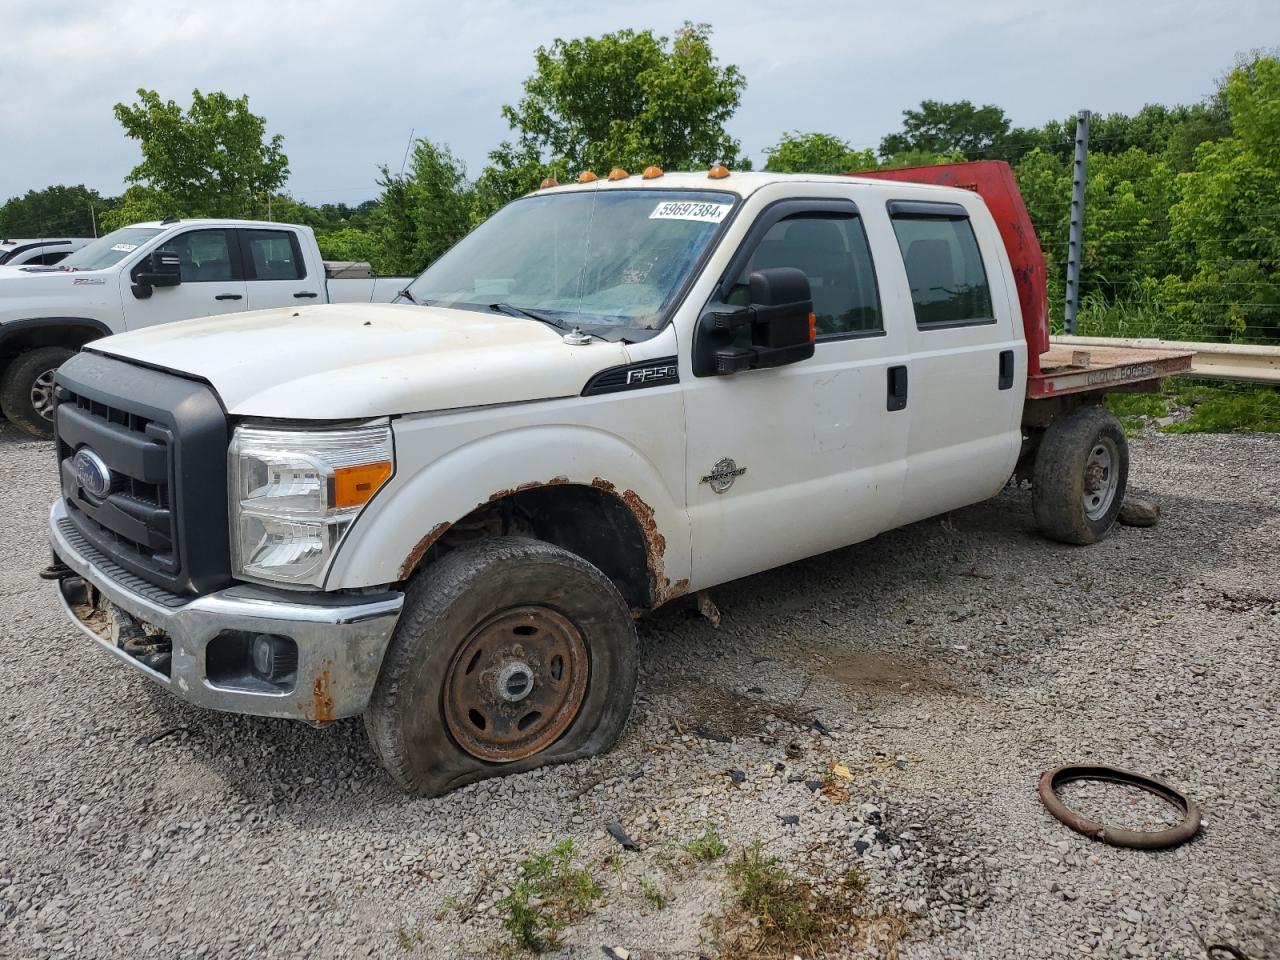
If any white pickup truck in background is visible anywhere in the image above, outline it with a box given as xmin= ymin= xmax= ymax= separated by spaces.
xmin=0 ymin=237 xmax=91 ymax=267
xmin=0 ymin=218 xmax=411 ymax=436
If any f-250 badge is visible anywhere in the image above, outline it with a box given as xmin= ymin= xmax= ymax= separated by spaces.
xmin=701 ymin=457 xmax=746 ymax=494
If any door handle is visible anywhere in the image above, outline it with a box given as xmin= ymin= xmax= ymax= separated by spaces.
xmin=294 ymin=291 xmax=319 ymax=299
xmin=998 ymin=350 xmax=1015 ymax=390
xmin=214 ymin=293 xmax=243 ymax=301
xmin=887 ymin=365 xmax=908 ymax=412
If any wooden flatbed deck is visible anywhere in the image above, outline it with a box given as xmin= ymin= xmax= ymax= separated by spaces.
xmin=1026 ymin=344 xmax=1194 ymax=400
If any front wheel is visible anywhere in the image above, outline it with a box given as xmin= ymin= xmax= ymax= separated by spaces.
xmin=364 ymin=537 xmax=638 ymax=795
xmin=0 ymin=346 xmax=75 ymax=438
xmin=1032 ymin=404 xmax=1129 ymax=545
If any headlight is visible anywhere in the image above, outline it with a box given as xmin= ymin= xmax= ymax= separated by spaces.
xmin=229 ymin=422 xmax=393 ymax=586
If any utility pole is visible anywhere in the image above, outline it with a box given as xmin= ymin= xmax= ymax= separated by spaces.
xmin=1063 ymin=109 xmax=1090 ymax=335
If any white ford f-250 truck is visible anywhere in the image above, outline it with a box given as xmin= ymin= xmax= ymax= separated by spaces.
xmin=0 ymin=218 xmax=411 ymax=437
xmin=45 ymin=163 xmax=1191 ymax=795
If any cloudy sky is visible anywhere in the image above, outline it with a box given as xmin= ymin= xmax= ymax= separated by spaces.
xmin=1 ymin=0 xmax=1274 ymax=207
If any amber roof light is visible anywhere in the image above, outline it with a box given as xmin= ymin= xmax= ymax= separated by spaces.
xmin=708 ymin=164 xmax=730 ymax=179
xmin=577 ymin=170 xmax=598 ymax=183
xmin=642 ymin=165 xmax=663 ymax=179
xmin=607 ymin=167 xmax=629 ymax=181
xmin=539 ymin=177 xmax=559 ymax=189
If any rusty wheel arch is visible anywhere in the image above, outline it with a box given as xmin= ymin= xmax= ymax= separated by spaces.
xmin=397 ymin=479 xmax=686 ymax=611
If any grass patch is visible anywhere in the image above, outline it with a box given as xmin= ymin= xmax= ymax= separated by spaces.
xmin=640 ymin=876 xmax=670 ymax=910
xmin=497 ymin=840 xmax=603 ymax=953
xmin=1161 ymin=382 xmax=1280 ymax=434
xmin=718 ymin=843 xmax=909 ymax=959
xmin=685 ymin=827 xmax=728 ymax=863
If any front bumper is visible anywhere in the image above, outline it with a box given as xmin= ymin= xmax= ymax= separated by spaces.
xmin=49 ymin=499 xmax=403 ymax=722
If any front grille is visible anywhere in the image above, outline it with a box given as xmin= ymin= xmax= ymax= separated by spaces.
xmin=56 ymin=516 xmax=186 ymax=609
xmin=53 ymin=351 xmax=232 ymax=596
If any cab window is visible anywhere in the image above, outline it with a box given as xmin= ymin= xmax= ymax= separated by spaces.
xmin=728 ymin=213 xmax=882 ymax=338
xmin=242 ymin=229 xmax=305 ymax=281
xmin=157 ymin=229 xmax=236 ymax=283
xmin=890 ymin=214 xmax=994 ymax=328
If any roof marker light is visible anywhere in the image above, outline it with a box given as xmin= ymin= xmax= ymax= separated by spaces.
xmin=539 ymin=177 xmax=559 ymax=188
xmin=607 ymin=167 xmax=629 ymax=181
xmin=642 ymin=165 xmax=664 ymax=179
xmin=708 ymin=164 xmax=730 ymax=179
xmin=577 ymin=170 xmax=598 ymax=183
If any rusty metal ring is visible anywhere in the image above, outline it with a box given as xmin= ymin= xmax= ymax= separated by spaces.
xmin=1038 ymin=764 xmax=1201 ymax=850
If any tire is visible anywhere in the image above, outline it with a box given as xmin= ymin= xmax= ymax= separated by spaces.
xmin=0 ymin=346 xmax=75 ymax=439
xmin=364 ymin=536 xmax=638 ymax=796
xmin=1032 ymin=404 xmax=1129 ymax=545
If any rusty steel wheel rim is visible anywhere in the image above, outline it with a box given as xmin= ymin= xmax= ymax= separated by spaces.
xmin=443 ymin=605 xmax=590 ymax=763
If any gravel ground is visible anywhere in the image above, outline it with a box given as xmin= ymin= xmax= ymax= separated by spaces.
xmin=1 ymin=420 xmax=1277 ymax=959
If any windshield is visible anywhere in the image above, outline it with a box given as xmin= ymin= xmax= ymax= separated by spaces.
xmin=60 ymin=227 xmax=164 ymax=271
xmin=403 ymin=188 xmax=736 ymax=335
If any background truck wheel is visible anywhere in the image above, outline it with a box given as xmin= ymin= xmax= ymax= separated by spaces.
xmin=0 ymin=347 xmax=74 ymax=439
xmin=1033 ymin=404 xmax=1129 ymax=545
xmin=364 ymin=536 xmax=638 ymax=796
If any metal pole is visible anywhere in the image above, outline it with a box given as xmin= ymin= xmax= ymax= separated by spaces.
xmin=1064 ymin=109 xmax=1090 ymax=334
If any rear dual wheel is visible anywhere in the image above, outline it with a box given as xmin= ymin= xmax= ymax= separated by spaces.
xmin=365 ymin=537 xmax=637 ymax=796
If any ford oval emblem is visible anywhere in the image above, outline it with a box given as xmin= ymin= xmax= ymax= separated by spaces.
xmin=73 ymin=448 xmax=113 ymax=499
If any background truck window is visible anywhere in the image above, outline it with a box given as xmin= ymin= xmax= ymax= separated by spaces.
xmin=890 ymin=215 xmax=994 ymax=328
xmin=158 ymin=229 xmax=235 ymax=283
xmin=243 ymin=230 xmax=304 ymax=281
xmin=729 ymin=213 xmax=882 ymax=337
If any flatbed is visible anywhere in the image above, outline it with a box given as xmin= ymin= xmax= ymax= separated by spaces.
xmin=1027 ymin=344 xmax=1193 ymax=400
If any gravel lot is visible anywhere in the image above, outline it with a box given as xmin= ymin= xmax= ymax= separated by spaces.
xmin=1 ymin=421 xmax=1277 ymax=959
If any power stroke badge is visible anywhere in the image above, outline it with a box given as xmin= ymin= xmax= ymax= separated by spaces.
xmin=701 ymin=457 xmax=746 ymax=494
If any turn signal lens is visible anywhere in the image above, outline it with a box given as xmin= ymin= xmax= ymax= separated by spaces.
xmin=334 ymin=460 xmax=392 ymax=509
xmin=577 ymin=170 xmax=598 ymax=183
xmin=539 ymin=177 xmax=559 ymax=188
xmin=808 ymin=312 xmax=817 ymax=343
xmin=607 ymin=167 xmax=629 ymax=181
xmin=708 ymin=163 xmax=730 ymax=179
xmin=642 ymin=165 xmax=663 ymax=179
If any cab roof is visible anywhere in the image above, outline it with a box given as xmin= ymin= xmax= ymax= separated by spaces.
xmin=530 ymin=170 xmax=960 ymax=199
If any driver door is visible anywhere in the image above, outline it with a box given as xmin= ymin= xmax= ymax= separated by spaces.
xmin=682 ymin=197 xmax=911 ymax=589
xmin=122 ymin=228 xmax=248 ymax=329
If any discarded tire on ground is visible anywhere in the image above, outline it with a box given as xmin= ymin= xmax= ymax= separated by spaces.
xmin=1038 ymin=764 xmax=1201 ymax=850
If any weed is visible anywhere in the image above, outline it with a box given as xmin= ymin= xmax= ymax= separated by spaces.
xmin=718 ymin=842 xmax=911 ymax=959
xmin=1105 ymin=392 xmax=1168 ymax=420
xmin=685 ymin=827 xmax=728 ymax=863
xmin=640 ymin=876 xmax=670 ymax=910
xmin=1162 ymin=383 xmax=1280 ymax=434
xmin=496 ymin=840 xmax=602 ymax=953
xmin=396 ymin=927 xmax=424 ymax=952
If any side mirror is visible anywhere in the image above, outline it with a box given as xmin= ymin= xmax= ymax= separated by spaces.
xmin=694 ymin=266 xmax=816 ymax=375
xmin=130 ymin=251 xmax=182 ymax=298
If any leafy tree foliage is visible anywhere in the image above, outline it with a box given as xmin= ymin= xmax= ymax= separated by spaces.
xmin=880 ymin=100 xmax=1017 ymax=160
xmin=497 ymin=22 xmax=745 ymax=180
xmin=763 ymin=133 xmax=875 ymax=174
xmin=367 ymin=139 xmax=473 ymax=275
xmin=101 ymin=89 xmax=288 ymax=229
xmin=0 ymin=184 xmax=117 ymax=238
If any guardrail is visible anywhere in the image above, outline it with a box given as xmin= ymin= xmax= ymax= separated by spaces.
xmin=1049 ymin=335 xmax=1280 ymax=384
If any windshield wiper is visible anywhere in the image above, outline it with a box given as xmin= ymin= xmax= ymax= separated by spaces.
xmin=489 ymin=302 xmax=566 ymax=330
xmin=396 ymin=288 xmax=426 ymax=305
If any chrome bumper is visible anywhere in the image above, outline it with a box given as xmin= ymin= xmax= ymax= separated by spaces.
xmin=48 ymin=499 xmax=403 ymax=722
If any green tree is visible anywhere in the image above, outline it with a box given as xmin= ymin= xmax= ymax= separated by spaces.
xmin=880 ymin=100 xmax=1014 ymax=159
xmin=369 ymin=138 xmax=473 ymax=275
xmin=763 ymin=132 xmax=875 ymax=174
xmin=0 ymin=184 xmax=118 ymax=237
xmin=1160 ymin=55 xmax=1280 ymax=342
xmin=102 ymin=88 xmax=288 ymax=228
xmin=496 ymin=22 xmax=745 ymax=182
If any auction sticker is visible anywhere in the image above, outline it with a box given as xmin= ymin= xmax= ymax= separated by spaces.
xmin=110 ymin=243 xmax=138 ymax=253
xmin=649 ymin=200 xmax=731 ymax=223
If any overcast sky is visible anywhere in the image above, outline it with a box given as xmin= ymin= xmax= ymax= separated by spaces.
xmin=1 ymin=0 xmax=1275 ymax=207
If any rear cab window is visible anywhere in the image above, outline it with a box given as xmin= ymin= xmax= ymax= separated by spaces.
xmin=241 ymin=229 xmax=306 ymax=281
xmin=888 ymin=200 xmax=994 ymax=329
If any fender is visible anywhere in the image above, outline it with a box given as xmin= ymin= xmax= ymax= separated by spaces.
xmin=0 ymin=316 xmax=114 ymax=356
xmin=325 ymin=422 xmax=691 ymax=604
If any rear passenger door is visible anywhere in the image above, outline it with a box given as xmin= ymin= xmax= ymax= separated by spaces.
xmin=684 ymin=196 xmax=912 ymax=589
xmin=886 ymin=199 xmax=1023 ymax=525
xmin=239 ymin=228 xmax=317 ymax=310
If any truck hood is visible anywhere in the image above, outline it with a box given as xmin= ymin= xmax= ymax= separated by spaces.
xmin=92 ymin=303 xmax=633 ymax=419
